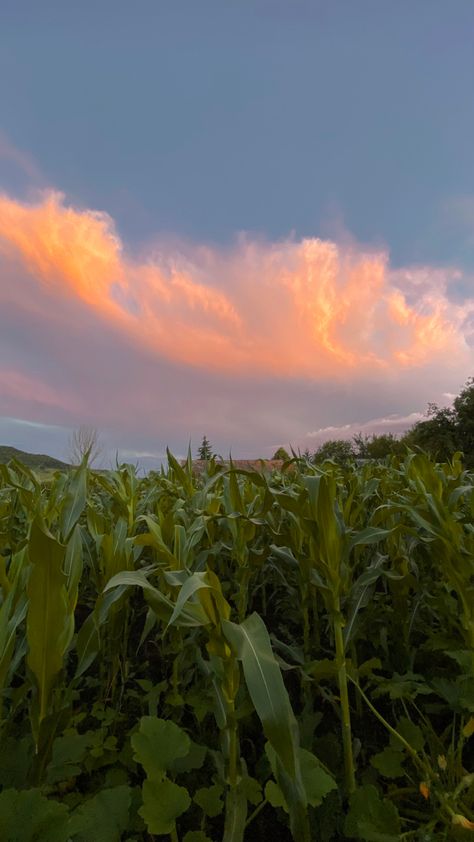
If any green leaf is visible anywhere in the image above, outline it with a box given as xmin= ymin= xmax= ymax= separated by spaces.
xmin=0 ymin=789 xmax=70 ymax=842
xmin=222 ymin=613 xmax=309 ymax=842
xmin=63 ymin=525 xmax=83 ymax=610
xmin=194 ymin=784 xmax=224 ymax=817
xmin=183 ymin=833 xmax=213 ymax=842
xmin=75 ymin=586 xmax=127 ymax=678
xmin=241 ymin=775 xmax=262 ymax=806
xmin=265 ymin=780 xmax=287 ymax=809
xmin=395 ymin=717 xmax=424 ymax=752
xmin=371 ymin=748 xmax=405 ymax=779
xmin=27 ymin=520 xmax=73 ymax=732
xmin=60 ymin=463 xmax=87 ymax=543
xmin=132 ymin=716 xmax=190 ymax=781
xmin=348 ymin=526 xmax=392 ymax=551
xmin=46 ymin=732 xmax=93 ymax=785
xmin=344 ymin=784 xmax=401 ymax=841
xmin=0 ymin=738 xmax=32 ymax=790
xmin=299 ymin=748 xmax=337 ymax=807
xmin=223 ymin=614 xmax=301 ymax=779
xmin=166 ymin=572 xmax=213 ymax=628
xmin=168 ymin=741 xmax=206 ymax=774
xmin=69 ymin=786 xmax=131 ymax=842
xmin=104 ymin=569 xmax=207 ymax=627
xmin=139 ymin=779 xmax=191 ymax=835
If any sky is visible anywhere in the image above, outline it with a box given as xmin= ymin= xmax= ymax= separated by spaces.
xmin=1 ymin=0 xmax=474 ymax=467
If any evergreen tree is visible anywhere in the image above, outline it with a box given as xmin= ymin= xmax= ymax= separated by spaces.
xmin=197 ymin=435 xmax=213 ymax=460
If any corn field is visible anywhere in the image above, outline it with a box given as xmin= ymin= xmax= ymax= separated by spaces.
xmin=0 ymin=450 xmax=473 ymax=841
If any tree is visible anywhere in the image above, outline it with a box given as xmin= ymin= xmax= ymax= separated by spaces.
xmin=353 ymin=433 xmax=404 ymax=460
xmin=197 ymin=435 xmax=213 ymax=460
xmin=272 ymin=446 xmax=290 ymax=461
xmin=401 ymin=405 xmax=458 ymax=462
xmin=453 ymin=377 xmax=474 ymax=466
xmin=69 ymin=425 xmax=102 ymax=466
xmin=313 ymin=439 xmax=355 ymax=465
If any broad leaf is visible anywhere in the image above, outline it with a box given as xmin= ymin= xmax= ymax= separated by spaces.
xmin=0 ymin=789 xmax=69 ymax=842
xmin=139 ymin=779 xmax=191 ymax=835
xmin=344 ymin=784 xmax=401 ymax=841
xmin=132 ymin=716 xmax=190 ymax=781
xmin=69 ymin=785 xmax=131 ymax=842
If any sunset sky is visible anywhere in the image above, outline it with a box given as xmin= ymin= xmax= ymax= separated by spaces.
xmin=1 ymin=0 xmax=474 ymax=467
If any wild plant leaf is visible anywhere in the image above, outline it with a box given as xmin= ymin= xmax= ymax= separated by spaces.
xmin=299 ymin=748 xmax=337 ymax=806
xmin=395 ymin=717 xmax=424 ymax=752
xmin=0 ymin=789 xmax=70 ymax=842
xmin=194 ymin=783 xmax=224 ymax=817
xmin=240 ymin=775 xmax=262 ymax=805
xmin=265 ymin=780 xmax=286 ymax=809
xmin=140 ymin=778 xmax=191 ymax=835
xmin=132 ymin=716 xmax=190 ymax=781
xmin=305 ymin=658 xmax=338 ymax=680
xmin=46 ymin=731 xmax=94 ymax=785
xmin=69 ymin=785 xmax=131 ymax=842
xmin=183 ymin=833 xmax=213 ymax=842
xmin=0 ymin=737 xmax=32 ymax=789
xmin=344 ymin=784 xmax=401 ymax=841
xmin=373 ymin=672 xmax=431 ymax=700
xmin=371 ymin=748 xmax=405 ymax=779
xmin=168 ymin=740 xmax=207 ymax=774
xmin=267 ymin=744 xmax=336 ymax=809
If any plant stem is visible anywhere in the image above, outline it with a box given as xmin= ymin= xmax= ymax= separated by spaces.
xmin=333 ymin=598 xmax=356 ymax=795
xmin=245 ymin=798 xmax=268 ymax=828
xmin=170 ymin=824 xmax=179 ymax=842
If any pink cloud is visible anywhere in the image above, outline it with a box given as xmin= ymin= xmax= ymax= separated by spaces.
xmin=0 ymin=188 xmax=472 ymax=456
xmin=0 ymin=190 xmax=472 ymax=384
xmin=0 ymin=369 xmax=83 ymax=418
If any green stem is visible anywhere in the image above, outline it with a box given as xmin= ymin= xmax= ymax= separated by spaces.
xmin=228 ymin=707 xmax=238 ymax=789
xmin=302 ymin=583 xmax=310 ymax=661
xmin=245 ymin=798 xmax=268 ymax=828
xmin=170 ymin=824 xmax=179 ymax=842
xmin=348 ymin=676 xmax=423 ymax=771
xmin=333 ymin=599 xmax=356 ymax=795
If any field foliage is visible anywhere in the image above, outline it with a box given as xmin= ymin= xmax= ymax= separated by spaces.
xmin=0 ymin=451 xmax=473 ymax=840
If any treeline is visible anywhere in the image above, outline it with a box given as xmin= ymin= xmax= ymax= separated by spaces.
xmin=274 ymin=377 xmax=474 ymax=467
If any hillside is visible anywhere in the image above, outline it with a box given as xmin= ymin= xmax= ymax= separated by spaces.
xmin=0 ymin=445 xmax=69 ymax=471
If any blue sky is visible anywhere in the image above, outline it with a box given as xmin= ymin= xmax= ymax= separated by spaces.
xmin=0 ymin=0 xmax=473 ymax=464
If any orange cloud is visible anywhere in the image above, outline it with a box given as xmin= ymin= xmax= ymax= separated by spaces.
xmin=0 ymin=190 xmax=471 ymax=379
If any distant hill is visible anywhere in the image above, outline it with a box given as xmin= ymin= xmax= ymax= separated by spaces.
xmin=0 ymin=445 xmax=69 ymax=471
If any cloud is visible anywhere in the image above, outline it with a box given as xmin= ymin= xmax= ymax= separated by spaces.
xmin=0 ymin=188 xmax=473 ymax=456
xmin=0 ymin=190 xmax=472 ymax=380
xmin=306 ymin=411 xmax=426 ymax=444
xmin=0 ymin=131 xmax=44 ymax=185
